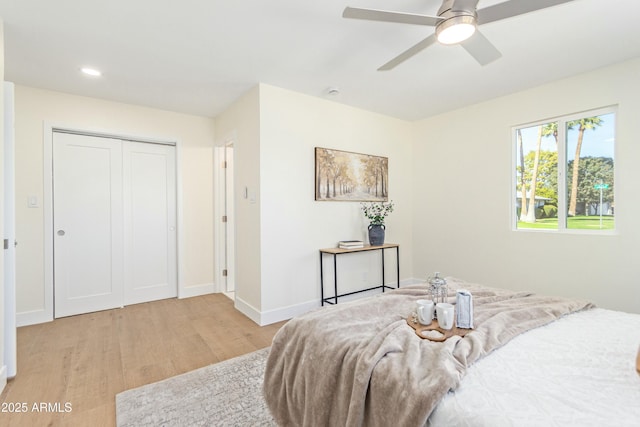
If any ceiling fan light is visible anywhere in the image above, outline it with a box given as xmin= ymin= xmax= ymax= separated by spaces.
xmin=436 ymin=15 xmax=476 ymax=45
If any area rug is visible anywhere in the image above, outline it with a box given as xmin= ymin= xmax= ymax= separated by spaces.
xmin=116 ymin=347 xmax=276 ymax=426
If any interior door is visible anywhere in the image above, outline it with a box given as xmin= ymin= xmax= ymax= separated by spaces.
xmin=224 ymin=144 xmax=235 ymax=292
xmin=53 ymin=132 xmax=124 ymax=318
xmin=123 ymin=141 xmax=177 ymax=305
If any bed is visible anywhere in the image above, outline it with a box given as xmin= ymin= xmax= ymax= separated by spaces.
xmin=263 ymin=278 xmax=640 ymax=426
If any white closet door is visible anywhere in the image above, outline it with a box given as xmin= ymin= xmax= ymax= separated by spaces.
xmin=53 ymin=132 xmax=124 ymax=318
xmin=123 ymin=141 xmax=177 ymax=305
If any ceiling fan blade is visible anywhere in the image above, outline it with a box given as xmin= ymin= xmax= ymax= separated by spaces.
xmin=477 ymin=0 xmax=575 ymax=25
xmin=343 ymin=7 xmax=443 ymax=27
xmin=378 ymin=34 xmax=437 ymax=71
xmin=460 ymin=30 xmax=502 ymax=66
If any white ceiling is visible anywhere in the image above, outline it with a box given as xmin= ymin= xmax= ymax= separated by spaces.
xmin=1 ymin=0 xmax=638 ymax=121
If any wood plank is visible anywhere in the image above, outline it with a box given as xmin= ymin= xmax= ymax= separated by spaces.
xmin=0 ymin=293 xmax=286 ymax=426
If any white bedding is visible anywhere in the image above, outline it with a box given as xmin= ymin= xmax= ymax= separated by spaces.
xmin=428 ymin=308 xmax=640 ymax=426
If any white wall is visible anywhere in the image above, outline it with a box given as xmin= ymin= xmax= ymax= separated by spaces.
xmin=14 ymin=86 xmax=217 ymax=324
xmin=258 ymin=84 xmax=414 ymax=323
xmin=214 ymin=86 xmax=263 ymax=317
xmin=411 ymin=58 xmax=640 ymax=314
xmin=11 ymin=57 xmax=639 ymax=331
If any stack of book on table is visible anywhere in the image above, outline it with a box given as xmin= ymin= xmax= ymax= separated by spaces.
xmin=338 ymin=240 xmax=364 ymax=249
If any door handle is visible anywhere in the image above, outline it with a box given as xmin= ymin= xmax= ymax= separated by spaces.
xmin=57 ymin=230 xmax=66 ymax=236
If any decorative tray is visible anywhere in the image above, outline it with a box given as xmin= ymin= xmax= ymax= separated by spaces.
xmin=406 ymin=315 xmax=472 ymax=342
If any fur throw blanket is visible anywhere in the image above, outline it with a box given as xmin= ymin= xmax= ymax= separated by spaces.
xmin=263 ymin=279 xmax=593 ymax=427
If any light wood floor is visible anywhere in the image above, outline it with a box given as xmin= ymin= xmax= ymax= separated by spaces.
xmin=0 ymin=294 xmax=286 ymax=427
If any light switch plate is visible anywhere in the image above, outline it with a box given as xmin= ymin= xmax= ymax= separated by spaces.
xmin=28 ymin=196 xmax=39 ymax=208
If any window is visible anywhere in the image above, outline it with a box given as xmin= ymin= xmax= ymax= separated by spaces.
xmin=514 ymin=107 xmax=615 ymax=231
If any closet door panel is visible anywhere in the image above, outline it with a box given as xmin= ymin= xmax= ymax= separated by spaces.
xmin=53 ymin=132 xmax=124 ymax=317
xmin=123 ymin=141 xmax=177 ymax=305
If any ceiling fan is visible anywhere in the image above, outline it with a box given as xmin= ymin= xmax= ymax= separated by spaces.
xmin=343 ymin=0 xmax=574 ymax=70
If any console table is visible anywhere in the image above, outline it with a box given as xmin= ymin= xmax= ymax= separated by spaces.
xmin=319 ymin=243 xmax=400 ymax=306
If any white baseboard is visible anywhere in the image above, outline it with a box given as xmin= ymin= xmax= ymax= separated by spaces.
xmin=16 ymin=279 xmax=423 ymax=328
xmin=178 ymin=282 xmax=216 ymax=299
xmin=259 ymin=299 xmax=320 ymax=326
xmin=233 ymin=296 xmax=320 ymax=326
xmin=17 ymin=309 xmax=53 ymax=327
xmin=233 ymin=297 xmax=262 ymax=325
xmin=0 ymin=365 xmax=7 ymax=395
xmin=233 ymin=278 xmax=423 ymax=326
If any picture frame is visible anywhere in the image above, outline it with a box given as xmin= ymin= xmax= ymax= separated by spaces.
xmin=315 ymin=147 xmax=388 ymax=202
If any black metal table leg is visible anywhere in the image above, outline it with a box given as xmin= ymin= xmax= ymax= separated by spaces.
xmin=396 ymin=246 xmax=400 ymax=288
xmin=333 ymin=254 xmax=338 ymax=304
xmin=320 ymin=252 xmax=324 ymax=306
xmin=381 ymin=248 xmax=386 ymax=292
xmin=319 ymin=244 xmax=400 ymax=306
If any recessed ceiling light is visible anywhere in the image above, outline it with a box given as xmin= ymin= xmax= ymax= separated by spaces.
xmin=80 ymin=67 xmax=102 ymax=77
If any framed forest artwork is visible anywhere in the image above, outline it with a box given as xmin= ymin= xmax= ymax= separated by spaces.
xmin=315 ymin=147 xmax=388 ymax=202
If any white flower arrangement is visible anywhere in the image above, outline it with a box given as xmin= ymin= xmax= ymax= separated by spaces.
xmin=361 ymin=200 xmax=394 ymax=225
